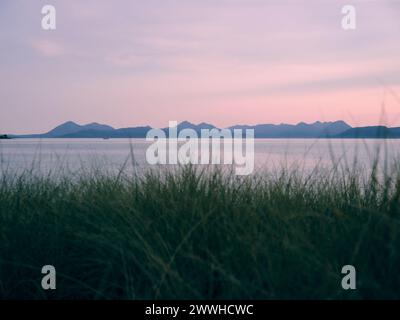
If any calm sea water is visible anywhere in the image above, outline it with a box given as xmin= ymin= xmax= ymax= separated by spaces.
xmin=1 ymin=138 xmax=400 ymax=176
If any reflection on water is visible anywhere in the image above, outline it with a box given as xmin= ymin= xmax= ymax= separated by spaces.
xmin=1 ymin=138 xmax=400 ymax=177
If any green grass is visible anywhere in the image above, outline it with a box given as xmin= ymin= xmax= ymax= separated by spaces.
xmin=0 ymin=164 xmax=400 ymax=299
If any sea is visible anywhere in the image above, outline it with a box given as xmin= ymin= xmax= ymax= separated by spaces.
xmin=1 ymin=138 xmax=400 ymax=177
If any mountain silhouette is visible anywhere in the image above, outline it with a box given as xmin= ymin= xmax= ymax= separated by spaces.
xmin=47 ymin=121 xmax=114 ymax=136
xmin=12 ymin=120 xmax=400 ymax=139
xmin=229 ymin=120 xmax=350 ymax=138
xmin=335 ymin=126 xmax=400 ymax=138
xmin=17 ymin=121 xmax=115 ymax=138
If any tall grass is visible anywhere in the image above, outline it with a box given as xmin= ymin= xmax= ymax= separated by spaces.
xmin=0 ymin=162 xmax=399 ymax=299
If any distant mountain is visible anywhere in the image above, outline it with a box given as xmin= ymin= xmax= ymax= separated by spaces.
xmin=14 ymin=120 xmax=400 ymax=139
xmin=46 ymin=121 xmax=82 ymax=136
xmin=178 ymin=121 xmax=216 ymax=131
xmin=163 ymin=121 xmax=217 ymax=137
xmin=335 ymin=126 xmax=400 ymax=138
xmin=18 ymin=121 xmax=115 ymax=138
xmin=229 ymin=120 xmax=351 ymax=138
xmin=49 ymin=121 xmax=114 ymax=136
xmin=62 ymin=126 xmax=152 ymax=138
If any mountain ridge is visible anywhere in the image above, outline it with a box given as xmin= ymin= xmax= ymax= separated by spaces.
xmin=10 ymin=120 xmax=400 ymax=139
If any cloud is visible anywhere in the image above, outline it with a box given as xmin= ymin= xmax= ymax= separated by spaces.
xmin=1 ymin=0 xmax=400 ymax=133
xmin=107 ymin=53 xmax=149 ymax=68
xmin=30 ymin=39 xmax=64 ymax=57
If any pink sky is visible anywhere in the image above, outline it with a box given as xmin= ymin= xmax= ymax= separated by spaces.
xmin=1 ymin=0 xmax=400 ymax=133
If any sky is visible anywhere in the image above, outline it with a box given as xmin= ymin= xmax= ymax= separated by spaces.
xmin=1 ymin=0 xmax=400 ymax=134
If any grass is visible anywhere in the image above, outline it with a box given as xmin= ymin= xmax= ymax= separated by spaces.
xmin=0 ymin=162 xmax=400 ymax=300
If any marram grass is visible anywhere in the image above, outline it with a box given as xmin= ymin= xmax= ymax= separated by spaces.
xmin=0 ymin=164 xmax=399 ymax=299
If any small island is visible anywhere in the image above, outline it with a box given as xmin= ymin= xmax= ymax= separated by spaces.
xmin=0 ymin=134 xmax=11 ymax=139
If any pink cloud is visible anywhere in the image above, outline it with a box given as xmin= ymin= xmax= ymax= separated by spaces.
xmin=30 ymin=39 xmax=64 ymax=57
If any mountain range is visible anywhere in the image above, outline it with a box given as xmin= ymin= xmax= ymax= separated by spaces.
xmin=9 ymin=120 xmax=400 ymax=139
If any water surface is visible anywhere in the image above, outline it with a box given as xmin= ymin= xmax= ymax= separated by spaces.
xmin=1 ymin=138 xmax=399 ymax=176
